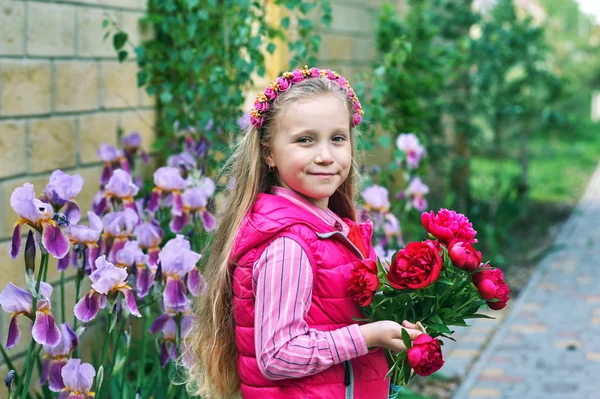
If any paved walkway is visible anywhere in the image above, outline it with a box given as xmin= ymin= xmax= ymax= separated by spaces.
xmin=452 ymin=162 xmax=600 ymax=399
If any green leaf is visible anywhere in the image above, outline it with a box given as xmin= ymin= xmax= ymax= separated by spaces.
xmin=198 ymin=9 xmax=209 ymax=20
xmin=426 ymin=323 xmax=452 ymax=334
xmin=299 ymin=2 xmax=316 ymax=14
xmin=117 ymin=50 xmax=128 ymax=62
xmin=102 ymin=19 xmax=109 ymax=28
xmin=186 ymin=0 xmax=200 ymax=7
xmin=113 ymin=31 xmax=128 ymax=50
xmin=377 ymin=134 xmax=391 ymax=149
xmin=266 ymin=43 xmax=276 ymax=54
xmin=160 ymin=91 xmax=173 ymax=104
xmin=464 ymin=313 xmax=495 ymax=320
xmin=280 ymin=17 xmax=290 ymax=29
xmin=298 ymin=19 xmax=313 ymax=30
xmin=402 ymin=357 xmax=412 ymax=384
xmin=401 ymin=327 xmax=412 ymax=349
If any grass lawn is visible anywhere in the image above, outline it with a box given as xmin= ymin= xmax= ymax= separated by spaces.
xmin=469 ymin=124 xmax=600 ymax=294
xmin=472 ymin=129 xmax=600 ymax=204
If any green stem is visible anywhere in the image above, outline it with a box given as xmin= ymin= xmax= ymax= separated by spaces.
xmin=18 ymin=252 xmax=48 ymax=398
xmin=106 ymin=316 xmax=127 ymax=383
xmin=72 ymin=265 xmax=83 ymax=359
xmin=0 ymin=343 xmax=17 ymax=375
xmin=137 ymin=306 xmax=152 ymax=390
xmin=97 ymin=310 xmax=114 ymax=399
xmin=60 ymin=271 xmax=66 ymax=324
xmin=73 ymin=272 xmax=82 ymax=329
xmin=19 ymin=345 xmax=43 ymax=399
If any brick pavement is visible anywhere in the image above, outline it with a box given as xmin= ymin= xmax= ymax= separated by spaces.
xmin=452 ymin=162 xmax=600 ymax=399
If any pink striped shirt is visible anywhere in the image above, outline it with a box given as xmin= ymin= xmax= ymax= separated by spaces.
xmin=252 ymin=187 xmax=368 ymax=380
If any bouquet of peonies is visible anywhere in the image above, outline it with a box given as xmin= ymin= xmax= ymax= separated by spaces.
xmin=349 ymin=209 xmax=510 ymax=393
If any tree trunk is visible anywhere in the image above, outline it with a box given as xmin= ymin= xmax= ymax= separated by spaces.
xmin=518 ymin=118 xmax=530 ymax=220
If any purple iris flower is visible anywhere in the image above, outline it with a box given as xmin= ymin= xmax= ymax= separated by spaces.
xmin=10 ymin=183 xmax=70 ymax=259
xmin=148 ymin=300 xmax=194 ymax=367
xmin=115 ymin=241 xmax=154 ymax=298
xmin=158 ymin=235 xmax=201 ymax=310
xmin=134 ymin=219 xmax=163 ymax=267
xmin=184 ymin=135 xmax=208 ymax=159
xmin=40 ymin=323 xmax=78 ymax=392
xmin=122 ymin=132 xmax=149 ymax=165
xmin=147 ymin=167 xmax=190 ymax=216
xmin=115 ymin=240 xmax=147 ymax=268
xmin=57 ymin=358 xmax=95 ymax=399
xmin=167 ymin=152 xmax=197 ymax=174
xmin=61 ymin=212 xmax=103 ymax=272
xmin=122 ymin=132 xmax=141 ymax=149
xmin=73 ymin=256 xmax=141 ymax=322
xmin=0 ymin=282 xmax=61 ymax=349
xmin=396 ymin=133 xmax=426 ymax=169
xmin=101 ymin=209 xmax=139 ymax=263
xmin=42 ymin=170 xmax=84 ymax=225
xmin=91 ymin=190 xmax=108 ymax=215
xmin=104 ymin=169 xmax=139 ymax=207
xmin=405 ymin=177 xmax=429 ymax=212
xmin=383 ymin=213 xmax=404 ymax=248
xmin=97 ymin=143 xmax=129 ymax=184
xmin=170 ymin=178 xmax=217 ymax=233
xmin=361 ymin=185 xmax=391 ymax=213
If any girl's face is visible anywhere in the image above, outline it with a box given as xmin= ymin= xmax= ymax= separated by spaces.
xmin=266 ymin=94 xmax=352 ymax=210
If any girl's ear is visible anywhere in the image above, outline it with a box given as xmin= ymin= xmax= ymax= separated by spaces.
xmin=263 ymin=148 xmax=274 ymax=168
xmin=265 ymin=157 xmax=275 ymax=168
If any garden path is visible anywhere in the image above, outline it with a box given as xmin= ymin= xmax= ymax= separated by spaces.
xmin=452 ymin=161 xmax=600 ymax=399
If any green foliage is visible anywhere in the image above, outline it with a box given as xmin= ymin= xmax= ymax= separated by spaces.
xmin=360 ymin=2 xmax=446 ymax=149
xmin=472 ymin=0 xmax=563 ymax=145
xmin=104 ymin=0 xmax=331 ymax=175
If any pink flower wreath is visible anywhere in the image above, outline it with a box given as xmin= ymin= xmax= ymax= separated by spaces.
xmin=249 ymin=65 xmax=364 ymax=128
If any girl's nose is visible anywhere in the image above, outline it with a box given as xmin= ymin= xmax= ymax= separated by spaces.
xmin=315 ymin=145 xmax=334 ymax=164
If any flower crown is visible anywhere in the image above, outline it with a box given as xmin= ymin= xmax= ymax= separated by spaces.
xmin=249 ymin=65 xmax=364 ymax=128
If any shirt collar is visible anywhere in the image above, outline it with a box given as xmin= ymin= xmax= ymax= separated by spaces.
xmin=271 ymin=186 xmax=349 ymax=235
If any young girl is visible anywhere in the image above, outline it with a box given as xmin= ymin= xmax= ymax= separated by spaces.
xmin=186 ymin=66 xmax=423 ymax=399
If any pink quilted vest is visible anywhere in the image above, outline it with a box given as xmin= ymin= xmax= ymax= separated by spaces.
xmin=230 ymin=193 xmax=389 ymax=399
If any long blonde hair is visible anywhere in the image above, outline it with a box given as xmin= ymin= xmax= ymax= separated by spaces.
xmin=184 ymin=77 xmax=361 ymax=398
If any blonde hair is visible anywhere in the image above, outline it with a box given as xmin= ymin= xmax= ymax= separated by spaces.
xmin=184 ymin=77 xmax=362 ymax=398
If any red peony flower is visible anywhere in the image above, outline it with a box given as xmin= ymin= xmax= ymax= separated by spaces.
xmin=407 ymin=334 xmax=444 ymax=376
xmin=348 ymin=259 xmax=379 ymax=307
xmin=448 ymin=239 xmax=482 ymax=271
xmin=387 ymin=240 xmax=442 ymax=290
xmin=472 ymin=266 xmax=510 ymax=310
xmin=421 ymin=209 xmax=477 ymax=245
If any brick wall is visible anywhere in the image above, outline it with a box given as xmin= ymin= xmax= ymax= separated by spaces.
xmin=0 ymin=0 xmax=155 ymax=374
xmin=246 ymin=0 xmax=407 ymax=108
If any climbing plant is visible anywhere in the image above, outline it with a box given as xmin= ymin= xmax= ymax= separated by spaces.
xmin=105 ymin=0 xmax=332 ymax=174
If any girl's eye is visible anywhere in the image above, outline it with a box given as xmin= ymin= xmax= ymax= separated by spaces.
xmin=332 ymin=135 xmax=347 ymax=142
xmin=297 ymin=137 xmax=312 ymax=143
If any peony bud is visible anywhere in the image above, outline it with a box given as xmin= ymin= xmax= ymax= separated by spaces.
xmin=448 ymin=240 xmax=481 ymax=271
xmin=406 ymin=334 xmax=444 ymax=376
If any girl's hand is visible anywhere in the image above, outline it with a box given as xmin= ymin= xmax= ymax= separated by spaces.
xmin=401 ymin=320 xmax=427 ymax=334
xmin=359 ymin=320 xmax=423 ymax=353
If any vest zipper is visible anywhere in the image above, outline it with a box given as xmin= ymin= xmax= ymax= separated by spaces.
xmin=344 ymin=360 xmax=355 ymax=398
xmin=315 ymin=231 xmax=365 ymax=260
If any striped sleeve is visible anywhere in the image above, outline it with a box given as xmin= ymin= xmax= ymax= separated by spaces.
xmin=252 ymin=237 xmax=368 ymax=381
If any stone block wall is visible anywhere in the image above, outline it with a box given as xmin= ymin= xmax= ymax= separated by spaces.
xmin=0 ymin=0 xmax=155 ymax=368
